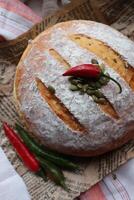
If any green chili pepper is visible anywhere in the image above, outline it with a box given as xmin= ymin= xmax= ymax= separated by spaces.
xmin=15 ymin=124 xmax=79 ymax=170
xmin=37 ymin=157 xmax=68 ymax=191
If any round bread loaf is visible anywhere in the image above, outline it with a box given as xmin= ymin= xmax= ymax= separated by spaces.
xmin=14 ymin=20 xmax=134 ymax=157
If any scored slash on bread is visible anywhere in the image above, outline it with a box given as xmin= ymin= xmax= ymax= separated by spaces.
xmin=96 ymin=98 xmax=119 ymax=119
xmin=14 ymin=20 xmax=134 ymax=156
xmin=70 ymin=34 xmax=134 ymax=90
xmin=49 ymin=48 xmax=119 ymax=119
xmin=49 ymin=49 xmax=70 ymax=69
xmin=36 ymin=77 xmax=86 ymax=133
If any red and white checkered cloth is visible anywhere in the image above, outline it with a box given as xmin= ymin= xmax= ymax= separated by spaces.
xmin=0 ymin=1 xmax=134 ymax=200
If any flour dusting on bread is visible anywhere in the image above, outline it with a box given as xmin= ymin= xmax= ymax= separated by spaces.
xmin=14 ymin=20 xmax=134 ymax=156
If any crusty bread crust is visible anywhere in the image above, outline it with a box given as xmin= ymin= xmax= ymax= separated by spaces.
xmin=14 ymin=20 xmax=134 ymax=157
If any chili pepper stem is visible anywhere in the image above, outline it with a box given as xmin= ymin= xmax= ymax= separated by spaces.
xmin=102 ymin=74 xmax=122 ymax=93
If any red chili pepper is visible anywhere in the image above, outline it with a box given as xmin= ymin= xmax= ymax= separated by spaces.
xmin=63 ymin=64 xmax=122 ymax=93
xmin=63 ymin=64 xmax=101 ymax=78
xmin=3 ymin=122 xmax=40 ymax=173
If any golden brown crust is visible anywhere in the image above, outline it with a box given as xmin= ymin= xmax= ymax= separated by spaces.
xmin=14 ymin=20 xmax=134 ymax=157
xmin=13 ymin=111 xmax=134 ymax=157
xmin=62 ymin=130 xmax=134 ymax=157
xmin=70 ymin=34 xmax=134 ymax=90
xmin=14 ymin=42 xmax=33 ymax=102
